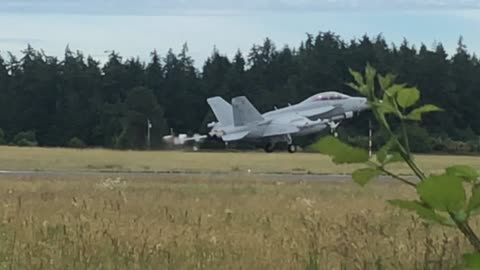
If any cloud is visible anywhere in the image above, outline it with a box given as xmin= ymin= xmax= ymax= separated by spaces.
xmin=0 ymin=38 xmax=42 ymax=44
xmin=1 ymin=0 xmax=479 ymax=15
xmin=0 ymin=7 xmax=479 ymax=67
xmin=454 ymin=9 xmax=480 ymax=21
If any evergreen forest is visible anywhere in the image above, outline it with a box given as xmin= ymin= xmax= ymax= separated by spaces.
xmin=0 ymin=32 xmax=479 ymax=153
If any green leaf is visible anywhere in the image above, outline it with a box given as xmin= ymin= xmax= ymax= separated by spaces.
xmin=385 ymin=152 xmax=403 ymax=165
xmin=346 ymin=82 xmax=360 ymax=91
xmin=468 ymin=185 xmax=480 ymax=215
xmin=378 ymin=73 xmax=397 ymax=91
xmin=406 ymin=104 xmax=442 ymax=121
xmin=416 ymin=174 xmax=466 ymax=213
xmin=346 ymin=82 xmax=369 ymax=97
xmin=376 ymin=139 xmax=403 ymax=165
xmin=349 ymin=68 xmax=364 ymax=85
xmin=348 ymin=69 xmax=366 ymax=95
xmin=352 ymin=168 xmax=381 ymax=186
xmin=365 ymin=63 xmax=377 ymax=95
xmin=463 ymin=253 xmax=480 ymax=269
xmin=446 ymin=165 xmax=479 ymax=182
xmin=310 ymin=136 xmax=369 ymax=164
xmin=385 ymin=83 xmax=407 ymax=97
xmin=454 ymin=210 xmax=468 ymax=223
xmin=378 ymin=103 xmax=397 ymax=115
xmin=376 ymin=146 xmax=388 ymax=164
xmin=378 ymin=96 xmax=397 ymax=114
xmin=388 ymin=200 xmax=451 ymax=225
xmin=396 ymin=87 xmax=420 ymax=109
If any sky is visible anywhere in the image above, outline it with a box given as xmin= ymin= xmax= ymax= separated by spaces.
xmin=0 ymin=0 xmax=479 ymax=66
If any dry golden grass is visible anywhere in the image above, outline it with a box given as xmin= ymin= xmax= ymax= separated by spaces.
xmin=0 ymin=174 xmax=476 ymax=269
xmin=1 ymin=146 xmax=480 ymax=175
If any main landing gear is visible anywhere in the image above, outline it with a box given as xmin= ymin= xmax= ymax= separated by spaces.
xmin=264 ymin=142 xmax=275 ymax=153
xmin=263 ymin=143 xmax=297 ymax=153
xmin=263 ymin=135 xmax=297 ymax=153
xmin=287 ymin=144 xmax=297 ymax=153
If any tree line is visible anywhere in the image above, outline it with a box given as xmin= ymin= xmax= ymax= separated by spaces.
xmin=0 ymin=32 xmax=479 ymax=153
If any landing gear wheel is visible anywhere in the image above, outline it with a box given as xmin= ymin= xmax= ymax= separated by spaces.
xmin=264 ymin=143 xmax=275 ymax=153
xmin=287 ymin=144 xmax=297 ymax=153
xmin=328 ymin=121 xmax=341 ymax=136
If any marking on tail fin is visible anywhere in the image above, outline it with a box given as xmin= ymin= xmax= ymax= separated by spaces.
xmin=207 ymin=97 xmax=233 ymax=125
xmin=232 ymin=96 xmax=264 ymax=126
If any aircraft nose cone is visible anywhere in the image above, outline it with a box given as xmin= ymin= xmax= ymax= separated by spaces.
xmin=358 ymin=97 xmax=369 ymax=111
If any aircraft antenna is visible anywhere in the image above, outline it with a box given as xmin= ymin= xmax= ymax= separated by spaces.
xmin=147 ymin=118 xmax=152 ymax=149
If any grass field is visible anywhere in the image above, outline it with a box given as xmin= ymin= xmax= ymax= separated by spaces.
xmin=1 ymin=146 xmax=480 ymax=175
xmin=0 ymin=174 xmax=474 ymax=270
xmin=2 ymin=146 xmax=480 ymax=269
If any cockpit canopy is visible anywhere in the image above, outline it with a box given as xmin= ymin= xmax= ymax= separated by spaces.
xmin=302 ymin=91 xmax=350 ymax=103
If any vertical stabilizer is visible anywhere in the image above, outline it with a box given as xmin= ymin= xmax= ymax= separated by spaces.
xmin=207 ymin=97 xmax=233 ymax=125
xmin=232 ymin=96 xmax=264 ymax=126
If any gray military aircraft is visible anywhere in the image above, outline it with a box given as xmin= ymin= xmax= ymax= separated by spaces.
xmin=206 ymin=91 xmax=369 ymax=153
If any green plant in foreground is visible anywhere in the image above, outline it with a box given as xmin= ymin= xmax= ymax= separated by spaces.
xmin=311 ymin=63 xmax=480 ymax=269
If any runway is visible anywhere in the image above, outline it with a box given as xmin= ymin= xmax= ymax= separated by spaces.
xmin=0 ymin=169 xmax=413 ymax=182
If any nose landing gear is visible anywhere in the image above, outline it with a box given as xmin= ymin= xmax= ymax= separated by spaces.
xmin=327 ymin=121 xmax=341 ymax=137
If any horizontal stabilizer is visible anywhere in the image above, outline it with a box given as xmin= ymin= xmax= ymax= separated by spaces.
xmin=232 ymin=96 xmax=264 ymax=126
xmin=207 ymin=97 xmax=233 ymax=125
xmin=222 ymin=131 xmax=250 ymax=141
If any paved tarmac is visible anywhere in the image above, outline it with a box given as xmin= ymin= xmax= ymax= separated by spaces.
xmin=0 ymin=169 xmax=416 ymax=183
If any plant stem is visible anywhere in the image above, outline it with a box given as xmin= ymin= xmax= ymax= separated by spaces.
xmin=397 ymin=148 xmax=426 ymax=180
xmin=397 ymin=117 xmax=428 ymax=180
xmin=378 ymin=166 xmax=417 ymax=188
xmin=400 ymin=118 xmax=410 ymax=154
xmin=374 ymin=110 xmax=426 ymax=180
xmin=367 ymin=161 xmax=417 ymax=187
xmin=450 ymin=214 xmax=480 ymax=252
xmin=365 ymin=71 xmax=480 ymax=254
xmin=378 ymin=114 xmax=424 ymax=179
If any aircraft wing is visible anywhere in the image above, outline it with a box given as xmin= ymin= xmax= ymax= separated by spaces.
xmin=297 ymin=105 xmax=335 ymax=118
xmin=262 ymin=124 xmax=300 ymax=137
xmin=222 ymin=131 xmax=250 ymax=141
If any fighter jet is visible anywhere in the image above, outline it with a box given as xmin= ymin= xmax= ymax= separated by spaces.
xmin=206 ymin=91 xmax=369 ymax=153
